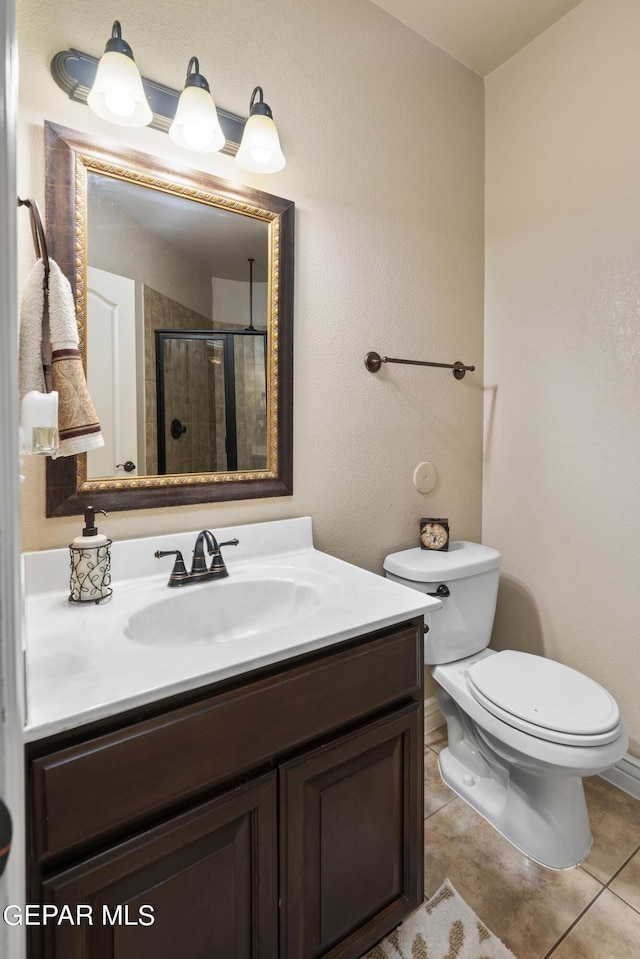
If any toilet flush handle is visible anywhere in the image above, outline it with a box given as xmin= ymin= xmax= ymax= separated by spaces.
xmin=427 ymin=584 xmax=450 ymax=598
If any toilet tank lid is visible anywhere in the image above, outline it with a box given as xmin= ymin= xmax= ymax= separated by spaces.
xmin=383 ymin=541 xmax=500 ymax=582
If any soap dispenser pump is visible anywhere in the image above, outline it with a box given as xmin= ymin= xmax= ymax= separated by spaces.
xmin=69 ymin=507 xmax=112 ymax=603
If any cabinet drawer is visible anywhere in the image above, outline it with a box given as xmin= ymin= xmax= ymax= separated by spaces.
xmin=31 ymin=621 xmax=422 ymax=861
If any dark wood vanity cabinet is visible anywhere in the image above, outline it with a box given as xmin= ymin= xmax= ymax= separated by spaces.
xmin=27 ymin=619 xmax=424 ymax=959
xmin=280 ymin=704 xmax=421 ymax=959
xmin=39 ymin=773 xmax=279 ymax=959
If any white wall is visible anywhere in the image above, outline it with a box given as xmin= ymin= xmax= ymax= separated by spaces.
xmin=17 ymin=0 xmax=485 ymax=576
xmin=88 ymin=196 xmax=213 ymax=319
xmin=212 ymin=277 xmax=267 ymax=329
xmin=484 ymin=0 xmax=640 ymax=751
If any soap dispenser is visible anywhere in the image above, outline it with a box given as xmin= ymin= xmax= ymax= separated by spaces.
xmin=69 ymin=507 xmax=112 ymax=603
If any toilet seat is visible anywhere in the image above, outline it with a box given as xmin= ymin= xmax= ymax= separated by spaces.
xmin=466 ymin=650 xmax=622 ymax=747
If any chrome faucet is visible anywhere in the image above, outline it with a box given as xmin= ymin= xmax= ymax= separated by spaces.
xmin=155 ymin=530 xmax=239 ymax=587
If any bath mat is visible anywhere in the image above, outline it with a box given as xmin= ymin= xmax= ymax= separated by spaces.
xmin=362 ymin=879 xmax=517 ymax=959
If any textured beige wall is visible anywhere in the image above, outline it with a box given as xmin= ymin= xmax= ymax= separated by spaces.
xmin=17 ymin=0 xmax=484 ymax=575
xmin=484 ymin=0 xmax=640 ymax=750
xmin=87 ymin=195 xmax=213 ymax=318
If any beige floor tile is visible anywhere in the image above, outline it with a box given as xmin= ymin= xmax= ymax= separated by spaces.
xmin=609 ymin=848 xmax=640 ymax=913
xmin=424 ymin=724 xmax=447 ymax=754
xmin=424 ymin=746 xmax=456 ymax=816
xmin=581 ymin=777 xmax=640 ymax=884
xmin=424 ymin=798 xmax=602 ymax=959
xmin=548 ymin=889 xmax=640 ymax=958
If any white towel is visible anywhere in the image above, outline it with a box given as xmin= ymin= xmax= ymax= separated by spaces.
xmin=47 ymin=261 xmax=104 ymax=457
xmin=18 ymin=259 xmax=47 ymax=398
xmin=48 ymin=260 xmax=80 ymax=347
xmin=18 ymin=258 xmax=104 ymax=457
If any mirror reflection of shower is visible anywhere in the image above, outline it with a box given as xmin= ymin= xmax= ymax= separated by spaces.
xmin=156 ymin=330 xmax=267 ymax=474
xmin=85 ymin=167 xmax=271 ymax=480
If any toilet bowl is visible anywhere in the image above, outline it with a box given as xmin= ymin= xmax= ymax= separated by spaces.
xmin=384 ymin=541 xmax=628 ymax=869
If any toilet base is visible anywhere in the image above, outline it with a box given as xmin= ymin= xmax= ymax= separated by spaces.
xmin=435 ymin=686 xmax=593 ymax=869
xmin=438 ymin=746 xmax=592 ymax=870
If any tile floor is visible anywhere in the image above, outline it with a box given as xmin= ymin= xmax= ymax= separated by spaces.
xmin=424 ymin=725 xmax=640 ymax=959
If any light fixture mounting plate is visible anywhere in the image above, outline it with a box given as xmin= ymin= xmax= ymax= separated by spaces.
xmin=50 ymin=48 xmax=246 ymax=156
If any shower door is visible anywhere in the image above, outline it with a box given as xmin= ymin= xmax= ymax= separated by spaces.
xmin=155 ymin=330 xmax=267 ymax=475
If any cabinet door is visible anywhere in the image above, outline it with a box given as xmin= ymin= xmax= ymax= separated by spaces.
xmin=280 ymin=702 xmax=422 ymax=959
xmin=38 ymin=772 xmax=278 ymax=959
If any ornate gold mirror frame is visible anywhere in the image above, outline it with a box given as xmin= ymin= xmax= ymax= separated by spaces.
xmin=44 ymin=122 xmax=294 ymax=516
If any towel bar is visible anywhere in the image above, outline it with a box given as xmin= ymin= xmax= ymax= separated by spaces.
xmin=364 ymin=351 xmax=475 ymax=380
xmin=18 ymin=197 xmax=50 ymax=282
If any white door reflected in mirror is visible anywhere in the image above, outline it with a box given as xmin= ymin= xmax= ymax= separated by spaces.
xmin=87 ymin=267 xmax=139 ymax=478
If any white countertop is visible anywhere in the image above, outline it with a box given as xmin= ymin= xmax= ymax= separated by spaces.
xmin=22 ymin=517 xmax=439 ymax=741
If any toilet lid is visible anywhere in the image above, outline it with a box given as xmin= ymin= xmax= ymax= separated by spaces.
xmin=467 ymin=651 xmax=622 ymax=746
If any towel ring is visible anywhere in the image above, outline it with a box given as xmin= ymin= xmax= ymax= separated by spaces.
xmin=17 ymin=196 xmax=50 ymax=283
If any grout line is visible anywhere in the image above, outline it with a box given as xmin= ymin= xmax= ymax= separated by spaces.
xmin=607 ymin=887 xmax=640 ymax=917
xmin=424 ymin=795 xmax=459 ymax=821
xmin=603 ymin=841 xmax=640 ymax=888
xmin=542 ymin=884 xmax=607 ymax=959
xmin=544 ymin=842 xmax=640 ymax=957
xmin=581 ymin=840 xmax=640 ymax=890
xmin=602 ymin=841 xmax=640 ymax=916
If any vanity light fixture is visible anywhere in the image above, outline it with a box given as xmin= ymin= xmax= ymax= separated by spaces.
xmin=236 ymin=87 xmax=286 ymax=173
xmin=52 ymin=39 xmax=287 ymax=171
xmin=169 ymin=57 xmax=225 ymax=153
xmin=86 ymin=21 xmax=152 ymax=127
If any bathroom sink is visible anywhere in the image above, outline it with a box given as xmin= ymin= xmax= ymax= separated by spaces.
xmin=24 ymin=518 xmax=444 ymax=738
xmin=124 ymin=574 xmax=325 ymax=648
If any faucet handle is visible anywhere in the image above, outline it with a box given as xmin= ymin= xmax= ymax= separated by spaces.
xmin=155 ymin=549 xmax=189 ymax=587
xmin=209 ymin=538 xmax=239 ymax=578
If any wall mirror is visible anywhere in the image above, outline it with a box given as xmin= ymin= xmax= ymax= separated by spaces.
xmin=44 ymin=122 xmax=294 ymax=516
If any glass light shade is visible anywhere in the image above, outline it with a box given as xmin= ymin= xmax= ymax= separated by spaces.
xmin=236 ymin=114 xmax=286 ymax=173
xmin=87 ymin=50 xmax=152 ymax=127
xmin=169 ymin=86 xmax=225 ymax=152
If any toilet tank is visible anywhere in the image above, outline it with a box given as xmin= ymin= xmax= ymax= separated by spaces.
xmin=384 ymin=541 xmax=501 ymax=665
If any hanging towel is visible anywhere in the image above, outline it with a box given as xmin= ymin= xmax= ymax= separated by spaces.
xmin=47 ymin=260 xmax=104 ymax=457
xmin=18 ymin=259 xmax=47 ymax=398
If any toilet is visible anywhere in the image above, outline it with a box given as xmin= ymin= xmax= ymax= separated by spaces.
xmin=384 ymin=541 xmax=628 ymax=870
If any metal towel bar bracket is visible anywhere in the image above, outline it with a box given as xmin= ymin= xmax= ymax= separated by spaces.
xmin=17 ymin=196 xmax=50 ymax=282
xmin=364 ymin=351 xmax=475 ymax=380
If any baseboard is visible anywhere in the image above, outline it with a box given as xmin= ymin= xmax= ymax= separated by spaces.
xmin=600 ymin=753 xmax=640 ymax=800
xmin=424 ymin=696 xmax=444 ymax=734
